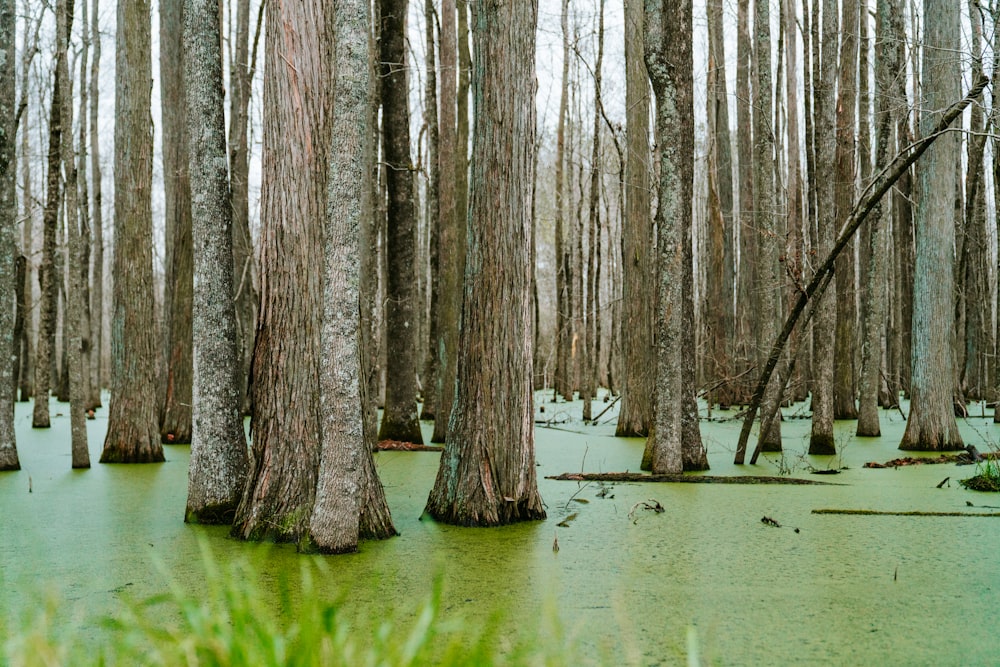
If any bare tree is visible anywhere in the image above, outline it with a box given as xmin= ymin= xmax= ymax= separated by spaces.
xmin=89 ymin=0 xmax=104 ymax=409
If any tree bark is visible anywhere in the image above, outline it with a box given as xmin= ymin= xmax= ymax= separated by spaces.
xmin=0 ymin=0 xmax=19 ymax=470
xmin=554 ymin=0 xmax=572 ymax=405
xmin=424 ymin=0 xmax=545 ymax=526
xmin=231 ymin=0 xmax=329 ymax=541
xmin=643 ymin=0 xmax=694 ymax=474
xmin=159 ymin=0 xmax=194 ymax=445
xmin=419 ymin=0 xmax=439 ymax=423
xmin=833 ymin=0 xmax=860 ymax=421
xmin=809 ymin=0 xmax=838 ymax=455
xmin=182 ymin=0 xmax=250 ymax=524
xmin=377 ymin=0 xmax=423 ymax=445
xmin=615 ymin=0 xmax=653 ymax=437
xmin=101 ymin=0 xmax=164 ymax=463
xmin=57 ymin=0 xmax=89 ymax=468
xmin=900 ymin=0 xmax=964 ymax=451
xmin=33 ymin=55 xmax=61 ymax=430
xmin=228 ymin=0 xmax=259 ymax=417
xmin=306 ymin=0 xmax=396 ymax=551
xmin=857 ymin=0 xmax=902 ymax=437
xmin=753 ymin=0 xmax=783 ymax=451
xmin=88 ymin=0 xmax=104 ymax=409
xmin=734 ymin=0 xmax=755 ymax=407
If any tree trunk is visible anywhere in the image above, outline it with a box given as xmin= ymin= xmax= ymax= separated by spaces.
xmin=784 ymin=0 xmax=806 ymax=404
xmin=182 ymin=0 xmax=250 ymax=524
xmin=705 ymin=0 xmax=735 ymax=410
xmin=554 ymin=0 xmax=572 ymax=405
xmin=900 ymin=0 xmax=963 ymax=450
xmin=377 ymin=0 xmax=423 ymax=445
xmin=231 ymin=0 xmax=329 ymax=541
xmin=88 ymin=0 xmax=104 ymax=409
xmin=101 ymin=0 xmax=163 ymax=463
xmin=419 ymin=0 xmax=439 ymax=422
xmin=0 ymin=0 xmax=18 ymax=470
xmin=33 ymin=60 xmax=62 ymax=429
xmin=615 ymin=0 xmax=653 ymax=437
xmin=582 ymin=0 xmax=605 ymax=422
xmin=857 ymin=0 xmax=902 ymax=437
xmin=753 ymin=0 xmax=782 ymax=451
xmin=228 ymin=0 xmax=259 ymax=417
xmin=424 ymin=0 xmax=545 ymax=526
xmin=307 ymin=0 xmax=396 ymax=550
xmin=734 ymin=0 xmax=755 ymax=407
xmin=809 ymin=0 xmax=838 ymax=455
xmin=77 ymin=0 xmax=93 ymax=413
xmin=833 ymin=0 xmax=859 ymax=421
xmin=56 ymin=0 xmax=89 ymax=468
xmin=159 ymin=0 xmax=193 ymax=445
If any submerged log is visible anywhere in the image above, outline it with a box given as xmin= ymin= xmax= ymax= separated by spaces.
xmin=547 ymin=472 xmax=837 ymax=485
xmin=813 ymin=508 xmax=1000 ymax=517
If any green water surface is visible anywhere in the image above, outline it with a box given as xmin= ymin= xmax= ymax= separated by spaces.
xmin=2 ymin=394 xmax=999 ymax=665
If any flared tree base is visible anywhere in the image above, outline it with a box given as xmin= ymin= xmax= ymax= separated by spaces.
xmin=100 ymin=425 xmax=165 ymax=463
xmin=0 ymin=448 xmax=20 ymax=471
xmin=378 ymin=416 xmax=424 ymax=445
xmin=809 ymin=434 xmax=837 ymax=455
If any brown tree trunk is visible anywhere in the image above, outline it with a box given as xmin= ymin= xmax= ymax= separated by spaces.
xmin=159 ymin=0 xmax=193 ymax=445
xmin=554 ymin=0 xmax=572 ymax=405
xmin=419 ymin=0 xmax=439 ymax=422
xmin=228 ymin=0 xmax=259 ymax=417
xmin=0 ymin=0 xmax=18 ymax=470
xmin=833 ymin=0 xmax=860 ymax=421
xmin=615 ymin=0 xmax=653 ymax=437
xmin=900 ymin=0 xmax=963 ymax=450
xmin=430 ymin=0 xmax=468 ymax=444
xmin=101 ymin=0 xmax=164 ymax=463
xmin=754 ymin=0 xmax=783 ymax=451
xmin=57 ymin=0 xmax=89 ymax=468
xmin=377 ymin=0 xmax=423 ymax=445
xmin=425 ymin=0 xmax=545 ymax=526
xmin=232 ymin=0 xmax=330 ymax=540
xmin=88 ymin=0 xmax=104 ymax=409
xmin=809 ymin=0 xmax=838 ymax=455
xmin=734 ymin=0 xmax=755 ymax=407
xmin=33 ymin=61 xmax=61 ymax=429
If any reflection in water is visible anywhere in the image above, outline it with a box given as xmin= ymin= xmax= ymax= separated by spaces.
xmin=2 ymin=395 xmax=1000 ymax=663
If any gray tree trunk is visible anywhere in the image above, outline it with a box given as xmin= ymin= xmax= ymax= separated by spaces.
xmin=734 ymin=0 xmax=755 ymax=406
xmin=77 ymin=0 xmax=93 ymax=413
xmin=554 ymin=0 xmax=572 ymax=405
xmin=377 ymin=0 xmax=423 ymax=445
xmin=101 ymin=0 xmax=164 ymax=463
xmin=900 ymin=0 xmax=963 ymax=450
xmin=0 ymin=0 xmax=19 ymax=470
xmin=307 ymin=0 xmax=396 ymax=551
xmin=182 ymin=0 xmax=249 ymax=524
xmin=615 ymin=0 xmax=653 ymax=437
xmin=424 ymin=0 xmax=545 ymax=526
xmin=643 ymin=0 xmax=689 ymax=474
xmin=419 ymin=0 xmax=439 ymax=422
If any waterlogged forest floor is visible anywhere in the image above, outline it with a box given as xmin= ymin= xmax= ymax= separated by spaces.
xmin=3 ymin=391 xmax=1000 ymax=665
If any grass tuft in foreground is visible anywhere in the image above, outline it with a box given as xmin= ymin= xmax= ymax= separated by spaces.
xmin=2 ymin=540 xmax=578 ymax=666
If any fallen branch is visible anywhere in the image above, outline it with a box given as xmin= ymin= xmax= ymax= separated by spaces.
xmin=735 ymin=74 xmax=991 ymax=465
xmin=376 ymin=440 xmax=443 ymax=452
xmin=589 ymin=394 xmax=621 ymax=423
xmin=812 ymin=508 xmax=1000 ymax=517
xmin=863 ymin=452 xmax=978 ymax=468
xmin=547 ymin=472 xmax=838 ymax=485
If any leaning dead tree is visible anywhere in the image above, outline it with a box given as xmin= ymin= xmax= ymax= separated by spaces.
xmin=733 ymin=73 xmax=989 ymax=465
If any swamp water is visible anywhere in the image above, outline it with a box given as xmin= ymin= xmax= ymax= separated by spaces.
xmin=2 ymin=393 xmax=999 ymax=665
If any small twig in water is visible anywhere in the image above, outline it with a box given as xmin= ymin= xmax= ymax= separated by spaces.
xmin=628 ymin=499 xmax=664 ymax=524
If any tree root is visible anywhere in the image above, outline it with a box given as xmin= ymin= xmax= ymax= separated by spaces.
xmin=547 ymin=472 xmax=838 ymax=485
